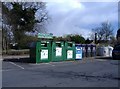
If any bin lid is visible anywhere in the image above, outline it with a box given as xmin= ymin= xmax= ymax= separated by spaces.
xmin=82 ymin=44 xmax=86 ymax=47
xmin=75 ymin=44 xmax=82 ymax=47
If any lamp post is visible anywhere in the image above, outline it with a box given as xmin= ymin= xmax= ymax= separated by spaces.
xmin=95 ymin=33 xmax=97 ymax=44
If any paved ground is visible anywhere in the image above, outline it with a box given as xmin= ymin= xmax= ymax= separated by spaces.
xmin=2 ymin=56 xmax=120 ymax=87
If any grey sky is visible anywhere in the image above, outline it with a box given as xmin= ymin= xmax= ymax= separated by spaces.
xmin=45 ymin=1 xmax=118 ymax=38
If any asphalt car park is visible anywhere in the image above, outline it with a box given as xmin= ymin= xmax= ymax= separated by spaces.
xmin=2 ymin=56 xmax=120 ymax=87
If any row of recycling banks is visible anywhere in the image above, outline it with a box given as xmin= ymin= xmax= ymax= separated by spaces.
xmin=29 ymin=33 xmax=96 ymax=63
xmin=30 ymin=41 xmax=96 ymax=63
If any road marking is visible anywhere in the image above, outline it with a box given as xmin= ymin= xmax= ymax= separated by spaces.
xmin=47 ymin=63 xmax=55 ymax=66
xmin=97 ymin=59 xmax=107 ymax=61
xmin=9 ymin=62 xmax=25 ymax=69
xmin=41 ymin=63 xmax=55 ymax=66
xmin=29 ymin=63 xmax=55 ymax=66
xmin=0 ymin=69 xmax=15 ymax=72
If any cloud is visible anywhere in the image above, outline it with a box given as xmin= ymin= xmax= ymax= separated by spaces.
xmin=2 ymin=0 xmax=119 ymax=2
xmin=46 ymin=0 xmax=85 ymax=14
xmin=45 ymin=1 xmax=118 ymax=38
xmin=43 ymin=0 xmax=119 ymax=2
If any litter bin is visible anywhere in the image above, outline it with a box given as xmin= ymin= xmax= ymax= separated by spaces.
xmin=64 ymin=42 xmax=76 ymax=61
xmin=30 ymin=41 xmax=52 ymax=63
xmin=51 ymin=41 xmax=65 ymax=62
xmin=75 ymin=44 xmax=82 ymax=60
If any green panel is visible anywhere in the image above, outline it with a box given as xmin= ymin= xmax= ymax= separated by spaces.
xmin=51 ymin=41 xmax=64 ymax=62
xmin=29 ymin=42 xmax=37 ymax=63
xmin=30 ymin=48 xmax=36 ymax=63
xmin=36 ymin=42 xmax=41 ymax=63
xmin=64 ymin=42 xmax=76 ymax=61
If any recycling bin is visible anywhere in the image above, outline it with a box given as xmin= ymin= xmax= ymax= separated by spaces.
xmin=64 ymin=42 xmax=76 ymax=61
xmin=51 ymin=41 xmax=65 ymax=62
xmin=87 ymin=44 xmax=91 ymax=57
xmin=30 ymin=41 xmax=52 ymax=63
xmin=92 ymin=44 xmax=96 ymax=57
xmin=90 ymin=44 xmax=93 ymax=57
xmin=75 ymin=44 xmax=82 ymax=60
xmin=82 ymin=44 xmax=86 ymax=58
xmin=85 ymin=44 xmax=88 ymax=57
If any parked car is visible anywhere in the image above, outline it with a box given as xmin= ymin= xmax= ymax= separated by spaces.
xmin=112 ymin=44 xmax=120 ymax=60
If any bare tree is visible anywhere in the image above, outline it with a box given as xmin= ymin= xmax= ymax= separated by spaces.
xmin=101 ymin=22 xmax=114 ymax=41
xmin=92 ymin=21 xmax=114 ymax=42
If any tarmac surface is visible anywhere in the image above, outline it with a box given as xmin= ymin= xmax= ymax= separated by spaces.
xmin=1 ymin=56 xmax=120 ymax=87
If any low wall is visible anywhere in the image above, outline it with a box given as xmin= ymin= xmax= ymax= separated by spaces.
xmin=2 ymin=49 xmax=29 ymax=55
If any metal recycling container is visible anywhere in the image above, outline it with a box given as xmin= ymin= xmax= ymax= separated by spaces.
xmin=64 ymin=42 xmax=76 ymax=61
xmin=30 ymin=41 xmax=52 ymax=63
xmin=85 ymin=44 xmax=88 ymax=57
xmin=82 ymin=44 xmax=86 ymax=58
xmin=97 ymin=47 xmax=109 ymax=56
xmin=51 ymin=41 xmax=65 ymax=62
xmin=87 ymin=44 xmax=91 ymax=57
xmin=75 ymin=44 xmax=82 ymax=60
xmin=91 ymin=44 xmax=96 ymax=57
xmin=90 ymin=44 xmax=93 ymax=57
xmin=108 ymin=46 xmax=113 ymax=57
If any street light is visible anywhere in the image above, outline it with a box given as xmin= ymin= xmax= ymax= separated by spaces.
xmin=95 ymin=33 xmax=97 ymax=44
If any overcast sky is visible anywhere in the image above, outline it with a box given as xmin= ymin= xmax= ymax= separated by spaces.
xmin=45 ymin=0 xmax=118 ymax=38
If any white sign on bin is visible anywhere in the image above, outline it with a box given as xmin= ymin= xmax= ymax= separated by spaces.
xmin=56 ymin=47 xmax=62 ymax=56
xmin=88 ymin=47 xmax=91 ymax=51
xmin=41 ymin=50 xmax=48 ymax=60
xmin=76 ymin=54 xmax=82 ymax=59
xmin=93 ymin=47 xmax=96 ymax=51
xmin=67 ymin=50 xmax=73 ymax=59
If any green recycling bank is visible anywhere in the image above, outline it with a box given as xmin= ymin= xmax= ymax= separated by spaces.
xmin=30 ymin=41 xmax=52 ymax=63
xmin=64 ymin=42 xmax=76 ymax=61
xmin=29 ymin=33 xmax=76 ymax=63
xmin=51 ymin=41 xmax=65 ymax=62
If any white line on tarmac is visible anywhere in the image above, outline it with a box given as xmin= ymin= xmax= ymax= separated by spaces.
xmin=29 ymin=63 xmax=55 ymax=66
xmin=97 ymin=59 xmax=107 ymax=61
xmin=41 ymin=63 xmax=55 ymax=66
xmin=46 ymin=63 xmax=55 ymax=66
xmin=0 ymin=69 xmax=14 ymax=72
xmin=9 ymin=62 xmax=25 ymax=69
